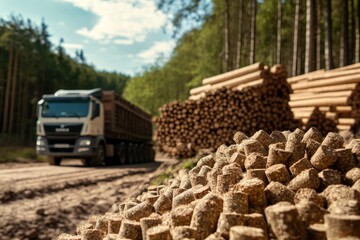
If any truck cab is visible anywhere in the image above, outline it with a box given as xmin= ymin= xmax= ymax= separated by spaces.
xmin=36 ymin=89 xmax=107 ymax=165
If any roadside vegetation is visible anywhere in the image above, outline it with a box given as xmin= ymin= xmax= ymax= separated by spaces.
xmin=151 ymin=158 xmax=196 ymax=185
xmin=0 ymin=16 xmax=130 ymax=144
xmin=0 ymin=147 xmax=45 ymax=163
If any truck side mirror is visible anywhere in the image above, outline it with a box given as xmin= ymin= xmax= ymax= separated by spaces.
xmin=91 ymin=102 xmax=100 ymax=120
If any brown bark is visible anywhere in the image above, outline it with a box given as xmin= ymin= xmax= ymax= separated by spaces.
xmin=0 ymin=49 xmax=4 ymax=124
xmin=324 ymin=0 xmax=334 ymax=70
xmin=235 ymin=0 xmax=244 ymax=69
xmin=20 ymin=75 xmax=29 ymax=141
xmin=350 ymin=0 xmax=356 ymax=63
xmin=3 ymin=47 xmax=13 ymax=133
xmin=223 ymin=0 xmax=230 ymax=72
xmin=305 ymin=0 xmax=316 ymax=73
xmin=16 ymin=62 xmax=23 ymax=139
xmin=316 ymin=0 xmax=322 ymax=70
xmin=249 ymin=0 xmax=256 ymax=64
xmin=276 ymin=0 xmax=282 ymax=64
xmin=292 ymin=0 xmax=300 ymax=76
xmin=342 ymin=0 xmax=349 ymax=66
xmin=8 ymin=49 xmax=19 ymax=133
xmin=357 ymin=0 xmax=360 ymax=62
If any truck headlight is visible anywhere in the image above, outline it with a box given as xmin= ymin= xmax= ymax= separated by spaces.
xmin=36 ymin=137 xmax=45 ymax=146
xmin=79 ymin=139 xmax=92 ymax=146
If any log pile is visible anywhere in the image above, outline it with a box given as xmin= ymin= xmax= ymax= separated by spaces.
xmin=60 ymin=128 xmax=360 ymax=240
xmin=288 ymin=63 xmax=360 ymax=135
xmin=154 ymin=64 xmax=300 ymax=158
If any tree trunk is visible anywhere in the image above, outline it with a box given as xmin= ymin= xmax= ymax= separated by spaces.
xmin=342 ymin=0 xmax=349 ymax=66
xmin=292 ymin=0 xmax=300 ymax=76
xmin=305 ymin=0 xmax=316 ymax=73
xmin=223 ymin=0 xmax=230 ymax=72
xmin=249 ymin=0 xmax=256 ymax=64
xmin=340 ymin=29 xmax=344 ymax=66
xmin=316 ymin=0 xmax=322 ymax=70
xmin=3 ymin=47 xmax=13 ymax=133
xmin=20 ymin=72 xmax=29 ymax=142
xmin=9 ymin=49 xmax=19 ymax=134
xmin=350 ymin=0 xmax=355 ymax=63
xmin=356 ymin=0 xmax=360 ymax=62
xmin=235 ymin=0 xmax=244 ymax=69
xmin=16 ymin=62 xmax=23 ymax=139
xmin=0 ymin=49 xmax=5 ymax=126
xmin=324 ymin=0 xmax=334 ymax=70
xmin=276 ymin=0 xmax=282 ymax=64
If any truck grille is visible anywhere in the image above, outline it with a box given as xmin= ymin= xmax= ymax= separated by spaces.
xmin=44 ymin=123 xmax=83 ymax=137
xmin=49 ymin=148 xmax=74 ymax=153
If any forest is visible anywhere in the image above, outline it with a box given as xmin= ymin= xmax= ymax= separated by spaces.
xmin=0 ymin=16 xmax=129 ymax=143
xmin=1 ymin=0 xmax=360 ymax=144
xmin=124 ymin=0 xmax=360 ymax=115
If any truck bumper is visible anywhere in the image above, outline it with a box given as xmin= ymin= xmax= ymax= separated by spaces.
xmin=36 ymin=136 xmax=97 ymax=158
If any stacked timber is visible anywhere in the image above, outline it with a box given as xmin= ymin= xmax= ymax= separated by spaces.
xmin=189 ymin=62 xmax=265 ymax=99
xmin=289 ymin=63 xmax=360 ymax=135
xmin=154 ymin=64 xmax=300 ymax=158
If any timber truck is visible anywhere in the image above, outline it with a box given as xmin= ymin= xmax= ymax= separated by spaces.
xmin=36 ymin=88 xmax=154 ymax=166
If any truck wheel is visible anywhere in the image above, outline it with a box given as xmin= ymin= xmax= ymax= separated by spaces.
xmin=88 ymin=143 xmax=106 ymax=166
xmin=133 ymin=144 xmax=139 ymax=164
xmin=137 ymin=144 xmax=145 ymax=163
xmin=48 ymin=157 xmax=61 ymax=166
xmin=118 ymin=143 xmax=127 ymax=165
xmin=127 ymin=143 xmax=133 ymax=164
xmin=150 ymin=147 xmax=155 ymax=162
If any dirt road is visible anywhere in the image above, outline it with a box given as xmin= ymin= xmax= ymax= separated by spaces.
xmin=0 ymin=159 xmax=164 ymax=240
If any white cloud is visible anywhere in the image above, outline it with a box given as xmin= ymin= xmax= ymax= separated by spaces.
xmin=60 ymin=0 xmax=166 ymax=45
xmin=62 ymin=42 xmax=83 ymax=49
xmin=138 ymin=40 xmax=175 ymax=63
xmin=113 ymin=39 xmax=133 ymax=45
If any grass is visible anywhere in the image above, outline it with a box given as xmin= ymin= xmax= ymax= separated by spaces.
xmin=150 ymin=158 xmax=197 ymax=186
xmin=0 ymin=147 xmax=46 ymax=163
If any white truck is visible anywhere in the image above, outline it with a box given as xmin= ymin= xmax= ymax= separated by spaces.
xmin=36 ymin=88 xmax=154 ymax=166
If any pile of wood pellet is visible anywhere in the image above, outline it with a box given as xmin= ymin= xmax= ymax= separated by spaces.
xmin=154 ymin=65 xmax=300 ymax=158
xmin=60 ymin=127 xmax=360 ymax=240
xmin=289 ymin=62 xmax=360 ymax=134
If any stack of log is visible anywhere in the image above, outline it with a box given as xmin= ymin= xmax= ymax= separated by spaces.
xmin=289 ymin=63 xmax=360 ymax=135
xmin=189 ymin=62 xmax=275 ymax=100
xmin=60 ymin=128 xmax=360 ymax=240
xmin=154 ymin=64 xmax=300 ymax=158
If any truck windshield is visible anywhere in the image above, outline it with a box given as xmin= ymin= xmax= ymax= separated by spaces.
xmin=41 ymin=99 xmax=90 ymax=118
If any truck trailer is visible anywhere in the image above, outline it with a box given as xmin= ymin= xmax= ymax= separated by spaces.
xmin=36 ymin=88 xmax=154 ymax=166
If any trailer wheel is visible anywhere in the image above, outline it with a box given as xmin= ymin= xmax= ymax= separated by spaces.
xmin=127 ymin=143 xmax=133 ymax=164
xmin=133 ymin=144 xmax=139 ymax=164
xmin=48 ymin=157 xmax=61 ymax=166
xmin=150 ymin=146 xmax=155 ymax=162
xmin=138 ymin=145 xmax=144 ymax=163
xmin=118 ymin=143 xmax=127 ymax=165
xmin=88 ymin=143 xmax=106 ymax=166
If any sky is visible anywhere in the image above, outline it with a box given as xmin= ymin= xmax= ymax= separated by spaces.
xmin=0 ymin=0 xmax=176 ymax=75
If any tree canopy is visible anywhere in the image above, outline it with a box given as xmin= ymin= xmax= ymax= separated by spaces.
xmin=124 ymin=0 xmax=360 ymax=116
xmin=0 ymin=15 xmax=129 ymax=143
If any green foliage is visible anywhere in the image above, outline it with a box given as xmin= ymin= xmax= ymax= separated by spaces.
xmin=0 ymin=15 xmax=130 ymax=143
xmin=0 ymin=147 xmax=45 ymax=163
xmin=124 ymin=15 xmax=222 ymax=115
xmin=150 ymin=158 xmax=196 ymax=185
xmin=177 ymin=158 xmax=196 ymax=170
xmin=125 ymin=0 xmax=359 ymax=118
xmin=150 ymin=166 xmax=174 ymax=185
